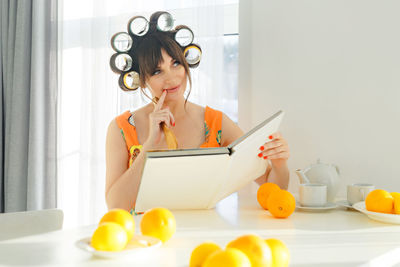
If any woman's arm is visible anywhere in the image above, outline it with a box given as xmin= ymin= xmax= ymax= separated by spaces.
xmin=105 ymin=120 xmax=151 ymax=210
xmin=105 ymin=91 xmax=174 ymax=211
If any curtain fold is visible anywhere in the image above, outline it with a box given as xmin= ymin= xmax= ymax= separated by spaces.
xmin=0 ymin=0 xmax=58 ymax=212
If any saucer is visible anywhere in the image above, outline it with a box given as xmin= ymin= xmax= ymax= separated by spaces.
xmin=336 ymin=200 xmax=355 ymax=209
xmin=296 ymin=202 xmax=338 ymax=211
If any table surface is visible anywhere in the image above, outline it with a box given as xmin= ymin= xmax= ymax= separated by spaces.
xmin=1 ymin=193 xmax=400 ymax=267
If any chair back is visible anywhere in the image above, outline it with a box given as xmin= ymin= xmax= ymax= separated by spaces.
xmin=0 ymin=209 xmax=63 ymax=241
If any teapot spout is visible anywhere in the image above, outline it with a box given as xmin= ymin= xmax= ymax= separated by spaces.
xmin=295 ymin=169 xmax=310 ymax=184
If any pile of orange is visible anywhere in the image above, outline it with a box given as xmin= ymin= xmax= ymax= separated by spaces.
xmin=257 ymin=182 xmax=296 ymax=218
xmin=91 ymin=207 xmax=176 ymax=251
xmin=365 ymin=189 xmax=400 ymax=214
xmin=190 ymin=234 xmax=290 ymax=267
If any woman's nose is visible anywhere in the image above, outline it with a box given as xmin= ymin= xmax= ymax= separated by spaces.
xmin=163 ymin=69 xmax=176 ymax=84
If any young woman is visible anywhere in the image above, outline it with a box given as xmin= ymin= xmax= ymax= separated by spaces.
xmin=106 ymin=13 xmax=290 ymax=211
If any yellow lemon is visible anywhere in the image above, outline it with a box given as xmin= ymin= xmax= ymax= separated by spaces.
xmin=365 ymin=189 xmax=394 ymax=214
xmin=140 ymin=207 xmax=176 ymax=243
xmin=203 ymin=248 xmax=251 ymax=267
xmin=390 ymin=192 xmax=400 ymax=214
xmin=91 ymin=222 xmax=128 ymax=251
xmin=227 ymin=234 xmax=272 ymax=267
xmin=99 ymin=209 xmax=135 ymax=240
xmin=190 ymin=242 xmax=222 ymax=267
xmin=265 ymin=238 xmax=290 ymax=267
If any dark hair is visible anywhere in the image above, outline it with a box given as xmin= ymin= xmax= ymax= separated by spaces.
xmin=136 ymin=31 xmax=192 ymax=104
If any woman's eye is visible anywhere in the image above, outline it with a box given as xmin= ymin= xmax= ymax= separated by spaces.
xmin=152 ymin=70 xmax=161 ymax=76
xmin=173 ymin=61 xmax=181 ymax=67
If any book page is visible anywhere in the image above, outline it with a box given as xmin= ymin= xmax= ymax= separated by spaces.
xmin=209 ymin=111 xmax=284 ymax=206
xmin=135 ymin=153 xmax=230 ymax=212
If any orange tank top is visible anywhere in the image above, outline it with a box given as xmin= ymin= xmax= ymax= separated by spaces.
xmin=115 ymin=106 xmax=223 ymax=168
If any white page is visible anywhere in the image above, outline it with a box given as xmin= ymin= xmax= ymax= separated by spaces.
xmin=135 ymin=153 xmax=230 ymax=212
xmin=209 ymin=111 xmax=284 ymax=207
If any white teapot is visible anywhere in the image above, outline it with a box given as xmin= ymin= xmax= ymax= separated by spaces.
xmin=295 ymin=159 xmax=341 ymax=203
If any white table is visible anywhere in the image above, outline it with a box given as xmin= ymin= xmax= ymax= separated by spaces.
xmin=1 ymin=193 xmax=400 ymax=267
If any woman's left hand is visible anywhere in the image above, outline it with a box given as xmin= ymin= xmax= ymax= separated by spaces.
xmin=258 ymin=132 xmax=290 ymax=166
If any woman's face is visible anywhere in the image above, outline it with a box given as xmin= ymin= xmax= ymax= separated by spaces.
xmin=146 ymin=49 xmax=187 ymax=102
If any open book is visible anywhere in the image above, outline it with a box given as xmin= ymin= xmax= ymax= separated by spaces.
xmin=134 ymin=110 xmax=284 ymax=212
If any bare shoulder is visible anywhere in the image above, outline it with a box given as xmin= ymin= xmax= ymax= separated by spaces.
xmin=106 ymin=119 xmax=125 ymax=151
xmin=187 ymin=102 xmax=205 ymax=120
xmin=131 ymin=104 xmax=152 ymax=125
xmin=221 ymin=112 xmax=244 ymax=146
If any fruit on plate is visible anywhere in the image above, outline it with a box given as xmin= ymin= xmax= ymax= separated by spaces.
xmin=99 ymin=208 xmax=135 ymax=240
xmin=265 ymin=238 xmax=290 ymax=267
xmin=390 ymin=192 xmax=400 ymax=214
xmin=257 ymin=183 xmax=281 ymax=210
xmin=365 ymin=189 xmax=394 ymax=214
xmin=190 ymin=242 xmax=222 ymax=267
xmin=267 ymin=190 xmax=296 ymax=218
xmin=91 ymin=222 xmax=128 ymax=251
xmin=140 ymin=207 xmax=176 ymax=243
xmin=227 ymin=234 xmax=272 ymax=267
xmin=203 ymin=248 xmax=251 ymax=267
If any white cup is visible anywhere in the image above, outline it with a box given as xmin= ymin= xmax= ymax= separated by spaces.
xmin=347 ymin=183 xmax=375 ymax=205
xmin=299 ymin=183 xmax=327 ymax=207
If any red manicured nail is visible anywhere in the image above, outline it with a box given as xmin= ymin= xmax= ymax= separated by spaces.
xmin=269 ymin=135 xmax=273 ymax=140
xmin=173 ymin=122 xmax=175 ymax=126
xmin=263 ymin=156 xmax=268 ymax=159
xmin=259 ymin=146 xmax=264 ymax=151
xmin=258 ymin=153 xmax=263 ymax=158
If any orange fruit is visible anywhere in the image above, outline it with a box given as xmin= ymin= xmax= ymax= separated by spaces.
xmin=267 ymin=190 xmax=296 ymax=218
xmin=203 ymin=248 xmax=251 ymax=267
xmin=265 ymin=238 xmax=290 ymax=267
xmin=365 ymin=189 xmax=394 ymax=214
xmin=140 ymin=207 xmax=176 ymax=243
xmin=91 ymin=222 xmax=128 ymax=251
xmin=99 ymin=209 xmax=135 ymax=240
xmin=390 ymin=192 xmax=400 ymax=214
xmin=190 ymin=242 xmax=222 ymax=267
xmin=257 ymin=183 xmax=281 ymax=210
xmin=227 ymin=234 xmax=272 ymax=267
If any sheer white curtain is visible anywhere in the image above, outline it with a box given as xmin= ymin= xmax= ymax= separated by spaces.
xmin=58 ymin=0 xmax=227 ymax=227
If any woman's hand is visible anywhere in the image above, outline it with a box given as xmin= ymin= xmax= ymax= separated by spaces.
xmin=144 ymin=90 xmax=175 ymax=148
xmin=258 ymin=132 xmax=290 ymax=167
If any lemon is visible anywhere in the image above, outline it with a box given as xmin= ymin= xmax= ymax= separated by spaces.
xmin=99 ymin=209 xmax=135 ymax=240
xmin=140 ymin=207 xmax=176 ymax=243
xmin=265 ymin=238 xmax=290 ymax=267
xmin=203 ymin=248 xmax=251 ymax=267
xmin=365 ymin=189 xmax=394 ymax=213
xmin=91 ymin=222 xmax=128 ymax=251
xmin=190 ymin=242 xmax=222 ymax=267
xmin=227 ymin=234 xmax=272 ymax=267
xmin=390 ymin=192 xmax=400 ymax=214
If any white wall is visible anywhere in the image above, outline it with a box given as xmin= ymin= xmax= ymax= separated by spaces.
xmin=239 ymin=0 xmax=400 ymax=196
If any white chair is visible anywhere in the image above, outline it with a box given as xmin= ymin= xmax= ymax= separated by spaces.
xmin=0 ymin=209 xmax=64 ymax=241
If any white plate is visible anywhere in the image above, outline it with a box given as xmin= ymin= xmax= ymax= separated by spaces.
xmin=336 ymin=200 xmax=355 ymax=209
xmin=353 ymin=202 xmax=400 ymax=224
xmin=296 ymin=202 xmax=338 ymax=211
xmin=76 ymin=234 xmax=162 ymax=259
